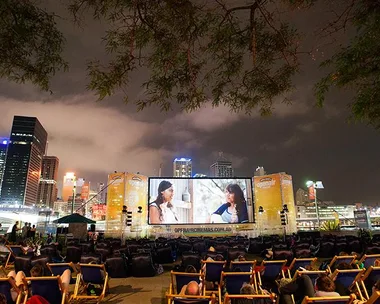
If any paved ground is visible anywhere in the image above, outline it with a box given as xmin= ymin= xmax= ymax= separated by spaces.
xmin=102 ymin=270 xmax=170 ymax=304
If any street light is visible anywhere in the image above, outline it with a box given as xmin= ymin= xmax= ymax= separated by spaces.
xmin=306 ymin=180 xmax=324 ymax=228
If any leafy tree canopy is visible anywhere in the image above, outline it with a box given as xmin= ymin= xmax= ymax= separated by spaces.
xmin=1 ymin=0 xmax=380 ymax=129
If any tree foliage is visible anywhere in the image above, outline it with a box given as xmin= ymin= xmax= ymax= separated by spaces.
xmin=1 ymin=0 xmax=380 ymax=129
xmin=0 ymin=0 xmax=67 ymax=91
xmin=68 ymin=0 xmax=304 ymax=114
xmin=315 ymin=1 xmax=380 ymax=129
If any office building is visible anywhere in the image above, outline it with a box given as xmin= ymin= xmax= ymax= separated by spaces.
xmin=62 ymin=172 xmax=76 ymax=202
xmin=0 ymin=116 xmax=47 ymax=205
xmin=0 ymin=138 xmax=9 ymax=197
xmin=173 ymin=158 xmax=192 ymax=177
xmin=37 ymin=156 xmax=59 ymax=208
xmin=210 ymin=160 xmax=233 ymax=177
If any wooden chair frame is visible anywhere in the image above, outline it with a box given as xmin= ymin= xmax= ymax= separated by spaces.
xmin=358 ymin=254 xmax=380 ymax=269
xmin=46 ymin=262 xmax=78 ymax=283
xmin=73 ymin=263 xmax=109 ymax=303
xmin=229 ymin=260 xmax=256 ymax=272
xmin=0 ymin=276 xmax=23 ymax=304
xmin=22 ymin=275 xmax=68 ymax=304
xmin=223 ymin=292 xmax=277 ymax=304
xmin=366 ymin=290 xmax=380 ymax=304
xmin=286 ymin=258 xmax=317 ymax=278
xmin=4 ymin=245 xmax=27 ymax=268
xmin=221 ymin=271 xmax=257 ymax=295
xmin=300 ymin=293 xmax=356 ymax=304
xmin=170 ymin=271 xmax=205 ymax=295
xmin=166 ymin=292 xmax=216 ymax=304
xmin=327 ymin=255 xmax=357 ymax=273
xmin=257 ymin=260 xmax=287 ymax=286
xmin=358 ymin=266 xmax=380 ymax=301
xmin=329 ymin=269 xmax=365 ymax=301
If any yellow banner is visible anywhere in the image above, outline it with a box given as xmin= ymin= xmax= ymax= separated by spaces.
xmin=106 ymin=172 xmax=125 ymax=231
xmin=254 ymin=174 xmax=282 ymax=232
xmin=125 ymin=173 xmax=148 ymax=225
xmin=281 ymin=174 xmax=296 ymax=233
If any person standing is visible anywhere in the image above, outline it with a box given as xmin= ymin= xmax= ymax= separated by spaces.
xmin=27 ymin=223 xmax=31 ymax=239
xmin=30 ymin=225 xmax=36 ymax=240
xmin=21 ymin=223 xmax=28 ymax=240
xmin=10 ymin=221 xmax=20 ymax=243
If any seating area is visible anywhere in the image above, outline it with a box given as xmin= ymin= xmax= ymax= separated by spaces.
xmin=2 ymin=233 xmax=380 ymax=303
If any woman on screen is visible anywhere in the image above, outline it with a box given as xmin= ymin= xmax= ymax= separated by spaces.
xmin=149 ymin=180 xmax=179 ymax=224
xmin=210 ymin=184 xmax=249 ymax=224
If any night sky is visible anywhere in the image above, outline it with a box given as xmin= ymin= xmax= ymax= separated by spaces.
xmin=0 ymin=1 xmax=379 ymax=205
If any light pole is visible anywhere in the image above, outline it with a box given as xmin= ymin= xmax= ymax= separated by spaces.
xmin=306 ymin=180 xmax=324 ymax=229
xmin=258 ymin=206 xmax=264 ymax=237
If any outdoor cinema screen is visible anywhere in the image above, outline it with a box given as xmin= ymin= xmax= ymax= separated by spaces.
xmin=148 ymin=177 xmax=253 ymax=225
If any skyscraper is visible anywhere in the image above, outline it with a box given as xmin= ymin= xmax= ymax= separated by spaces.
xmin=62 ymin=172 xmax=76 ymax=202
xmin=210 ymin=152 xmax=234 ymax=177
xmin=0 ymin=138 xmax=9 ymax=197
xmin=0 ymin=116 xmax=47 ymax=205
xmin=173 ymin=158 xmax=192 ymax=177
xmin=37 ymin=156 xmax=59 ymax=208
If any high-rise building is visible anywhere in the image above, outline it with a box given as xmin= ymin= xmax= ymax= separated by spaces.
xmin=210 ymin=160 xmax=234 ymax=177
xmin=37 ymin=156 xmax=59 ymax=208
xmin=62 ymin=172 xmax=76 ymax=202
xmin=173 ymin=158 xmax=192 ymax=177
xmin=0 ymin=116 xmax=47 ymax=205
xmin=97 ymin=182 xmax=106 ymax=204
xmin=0 ymin=138 xmax=9 ymax=197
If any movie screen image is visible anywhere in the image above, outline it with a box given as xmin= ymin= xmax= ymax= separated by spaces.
xmin=148 ymin=178 xmax=253 ymax=225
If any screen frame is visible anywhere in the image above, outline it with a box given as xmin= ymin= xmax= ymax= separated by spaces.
xmin=147 ymin=176 xmax=254 ymax=225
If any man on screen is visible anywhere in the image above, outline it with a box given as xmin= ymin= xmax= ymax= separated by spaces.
xmin=210 ymin=184 xmax=249 ymax=224
xmin=149 ymin=180 xmax=179 ymax=224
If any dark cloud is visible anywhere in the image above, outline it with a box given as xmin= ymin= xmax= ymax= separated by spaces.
xmin=0 ymin=1 xmax=379 ymax=205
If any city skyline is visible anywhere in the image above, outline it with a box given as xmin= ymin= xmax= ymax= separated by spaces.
xmin=0 ymin=2 xmax=379 ymax=205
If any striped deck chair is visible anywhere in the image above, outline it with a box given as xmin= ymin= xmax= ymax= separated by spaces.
xmin=286 ymin=258 xmax=317 ymax=278
xmin=359 ymin=266 xmax=380 ymax=300
xmin=293 ymin=270 xmax=329 ymax=286
xmin=230 ymin=260 xmax=256 ymax=273
xmin=328 ymin=256 xmax=356 ymax=273
xmin=300 ymin=293 xmax=356 ymax=304
xmin=5 ymin=245 xmax=26 ymax=268
xmin=46 ymin=262 xmax=78 ymax=284
xmin=22 ymin=276 xmax=68 ymax=304
xmin=170 ymin=271 xmax=204 ymax=295
xmin=358 ymin=255 xmax=380 ymax=270
xmin=0 ymin=276 xmax=23 ymax=304
xmin=73 ymin=263 xmax=109 ymax=303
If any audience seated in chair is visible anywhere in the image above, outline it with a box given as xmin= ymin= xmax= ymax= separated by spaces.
xmin=279 ymin=273 xmax=340 ymax=304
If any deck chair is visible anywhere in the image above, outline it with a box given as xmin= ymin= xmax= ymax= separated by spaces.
xmin=257 ymin=260 xmax=286 ymax=288
xmin=47 ymin=262 xmax=78 ymax=284
xmin=223 ymin=293 xmax=277 ymax=304
xmin=328 ymin=256 xmax=356 ymax=273
xmin=166 ymin=293 xmax=216 ymax=304
xmin=222 ymin=271 xmax=257 ymax=295
xmin=293 ymin=270 xmax=329 ymax=286
xmin=202 ymin=260 xmax=226 ymax=293
xmin=22 ymin=276 xmax=68 ymax=304
xmin=300 ymin=293 xmax=356 ymax=304
xmin=4 ymin=245 xmax=26 ymax=268
xmin=358 ymin=254 xmax=380 ymax=270
xmin=73 ymin=263 xmax=109 ymax=303
xmin=366 ymin=290 xmax=380 ymax=304
xmin=0 ymin=277 xmax=22 ymax=304
xmin=286 ymin=258 xmax=317 ymax=278
xmin=330 ymin=268 xmax=366 ymax=301
xmin=170 ymin=271 xmax=204 ymax=295
xmin=360 ymin=266 xmax=380 ymax=300
xmin=230 ymin=260 xmax=256 ymax=273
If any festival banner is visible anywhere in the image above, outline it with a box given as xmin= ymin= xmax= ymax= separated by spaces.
xmin=105 ymin=172 xmax=125 ymax=231
xmin=281 ymin=174 xmax=297 ymax=233
xmin=254 ymin=174 xmax=282 ymax=231
xmin=308 ymin=185 xmax=315 ymax=200
xmin=125 ymin=173 xmax=148 ymax=227
xmin=92 ymin=204 xmax=106 ymax=221
xmin=80 ymin=182 xmax=90 ymax=200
